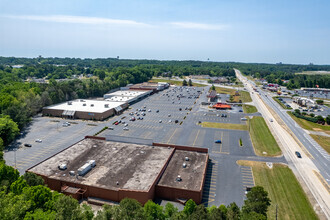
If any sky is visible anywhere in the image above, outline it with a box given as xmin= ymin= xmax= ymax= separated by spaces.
xmin=0 ymin=0 xmax=330 ymax=64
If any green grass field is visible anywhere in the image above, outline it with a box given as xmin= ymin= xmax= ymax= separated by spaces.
xmin=287 ymin=112 xmax=330 ymax=134
xmin=310 ymin=134 xmax=330 ymax=154
xmin=237 ymin=161 xmax=318 ymax=220
xmin=201 ymin=122 xmax=248 ymax=130
xmin=213 ymin=87 xmax=252 ymax=103
xmin=243 ymin=104 xmax=258 ymax=113
xmin=149 ymin=78 xmax=206 ymax=87
xmin=249 ymin=116 xmax=281 ymax=156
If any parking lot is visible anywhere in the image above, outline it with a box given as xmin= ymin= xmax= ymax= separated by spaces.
xmin=4 ymin=85 xmax=285 ymax=207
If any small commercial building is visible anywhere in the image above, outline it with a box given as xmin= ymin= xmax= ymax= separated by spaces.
xmin=42 ymin=99 xmax=128 ymax=120
xmin=27 ymin=137 xmax=208 ymax=205
xmin=207 ymin=90 xmax=217 ymax=102
xmin=212 ymin=103 xmax=232 ymax=110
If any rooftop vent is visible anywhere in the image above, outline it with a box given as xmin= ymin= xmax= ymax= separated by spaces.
xmin=185 ymin=157 xmax=189 ymax=161
xmin=176 ymin=175 xmax=182 ymax=182
xmin=58 ymin=164 xmax=67 ymax=170
xmin=91 ymin=104 xmax=94 ymax=107
xmin=183 ymin=163 xmax=187 ymax=168
xmin=104 ymin=104 xmax=109 ymax=108
xmin=83 ymin=103 xmax=86 ymax=106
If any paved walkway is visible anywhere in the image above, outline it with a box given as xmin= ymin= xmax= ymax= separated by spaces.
xmin=304 ymin=129 xmax=330 ymax=137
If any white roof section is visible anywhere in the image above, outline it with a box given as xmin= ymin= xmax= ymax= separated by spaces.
xmin=105 ymin=96 xmax=133 ymax=102
xmin=45 ymin=99 xmax=125 ymax=113
xmin=105 ymin=90 xmax=150 ymax=97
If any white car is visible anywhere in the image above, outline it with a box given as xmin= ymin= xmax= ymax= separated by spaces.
xmin=35 ymin=139 xmax=42 ymax=143
xmin=148 ymin=109 xmax=151 ymax=112
xmin=123 ymin=127 xmax=129 ymax=131
xmin=159 ymin=120 xmax=162 ymax=123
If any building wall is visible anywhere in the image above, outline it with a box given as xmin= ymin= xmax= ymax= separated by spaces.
xmin=156 ymin=185 xmax=202 ymax=204
xmin=42 ymin=108 xmax=117 ymax=120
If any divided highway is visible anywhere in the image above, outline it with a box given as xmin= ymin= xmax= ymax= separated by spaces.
xmin=235 ymin=69 xmax=330 ymax=219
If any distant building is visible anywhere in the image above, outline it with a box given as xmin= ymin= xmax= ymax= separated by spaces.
xmin=189 ymin=75 xmax=210 ymax=79
xmin=207 ymin=90 xmax=217 ymax=102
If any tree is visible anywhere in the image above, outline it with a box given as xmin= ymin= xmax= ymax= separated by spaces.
xmin=22 ymin=185 xmax=53 ymax=210
xmin=164 ymin=202 xmax=178 ymax=218
xmin=315 ymin=100 xmax=324 ymax=105
xmin=0 ymin=162 xmax=19 ymax=189
xmin=81 ymin=203 xmax=94 ymax=220
xmin=326 ymin=115 xmax=330 ymax=125
xmin=0 ymin=114 xmax=20 ymax=146
xmin=24 ymin=209 xmax=56 ymax=220
xmin=23 ymin=172 xmax=44 ymax=186
xmin=190 ymin=204 xmax=208 ymax=219
xmin=183 ymin=199 xmax=197 ymax=215
xmin=211 ymin=84 xmax=216 ymax=91
xmin=309 ymin=113 xmax=315 ymax=117
xmin=0 ymin=138 xmax=3 ymax=162
xmin=54 ymin=194 xmax=81 ymax=220
xmin=242 ymin=186 xmax=271 ymax=217
xmin=294 ymin=109 xmax=300 ymax=115
xmin=10 ymin=176 xmax=28 ymax=194
xmin=144 ymin=200 xmax=164 ymax=220
xmin=227 ymin=202 xmax=240 ymax=220
xmin=188 ymin=79 xmax=193 ymax=86
xmin=316 ymin=115 xmax=324 ymax=123
xmin=116 ymin=198 xmax=145 ymax=220
xmin=182 ymin=79 xmax=188 ymax=86
xmin=208 ymin=205 xmax=227 ymax=220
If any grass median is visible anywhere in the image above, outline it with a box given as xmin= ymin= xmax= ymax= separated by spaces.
xmin=249 ymin=116 xmax=281 ymax=156
xmin=310 ymin=134 xmax=330 ymax=154
xmin=243 ymin=104 xmax=258 ymax=113
xmin=287 ymin=112 xmax=330 ymax=134
xmin=214 ymin=87 xmax=252 ymax=103
xmin=201 ymin=122 xmax=248 ymax=130
xmin=237 ymin=161 xmax=318 ymax=220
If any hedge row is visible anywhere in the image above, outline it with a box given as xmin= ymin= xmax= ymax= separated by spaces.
xmin=292 ymin=112 xmax=318 ymax=123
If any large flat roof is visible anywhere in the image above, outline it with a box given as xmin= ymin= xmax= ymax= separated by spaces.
xmin=105 ymin=90 xmax=149 ymax=97
xmin=44 ymin=99 xmax=125 ymax=113
xmin=157 ymin=150 xmax=207 ymax=191
xmin=28 ymin=138 xmax=174 ymax=191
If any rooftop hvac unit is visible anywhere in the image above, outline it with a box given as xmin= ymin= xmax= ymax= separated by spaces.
xmin=83 ymin=103 xmax=86 ymax=106
xmin=67 ymin=101 xmax=72 ymax=105
xmin=104 ymin=104 xmax=109 ymax=108
xmin=78 ymin=163 xmax=92 ymax=176
xmin=176 ymin=175 xmax=182 ymax=182
xmin=91 ymin=104 xmax=94 ymax=107
xmin=182 ymin=163 xmax=187 ymax=168
xmin=69 ymin=171 xmax=75 ymax=176
xmin=88 ymin=160 xmax=96 ymax=168
xmin=58 ymin=164 xmax=67 ymax=170
xmin=185 ymin=157 xmax=189 ymax=161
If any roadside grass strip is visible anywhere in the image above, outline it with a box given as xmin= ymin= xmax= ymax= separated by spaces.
xmin=243 ymin=104 xmax=258 ymax=113
xmin=287 ymin=112 xmax=330 ymax=134
xmin=310 ymin=134 xmax=330 ymax=154
xmin=201 ymin=122 xmax=248 ymax=130
xmin=249 ymin=116 xmax=282 ymax=156
xmin=237 ymin=160 xmax=318 ymax=220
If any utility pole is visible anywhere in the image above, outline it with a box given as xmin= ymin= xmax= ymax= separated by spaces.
xmin=275 ymin=204 xmax=278 ymax=220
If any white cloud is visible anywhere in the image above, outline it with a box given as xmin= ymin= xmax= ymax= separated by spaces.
xmin=3 ymin=15 xmax=152 ymax=28
xmin=169 ymin=22 xmax=228 ymax=30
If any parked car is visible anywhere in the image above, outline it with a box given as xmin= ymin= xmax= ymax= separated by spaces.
xmin=35 ymin=139 xmax=42 ymax=143
xmin=24 ymin=143 xmax=32 ymax=147
xmin=239 ymin=110 xmax=243 ymax=112
xmin=159 ymin=120 xmax=162 ymax=123
xmin=215 ymin=140 xmax=222 ymax=144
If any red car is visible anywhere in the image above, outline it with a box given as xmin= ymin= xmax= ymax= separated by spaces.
xmin=114 ymin=122 xmax=119 ymax=125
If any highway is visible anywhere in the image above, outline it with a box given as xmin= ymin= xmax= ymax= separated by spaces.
xmin=235 ymin=69 xmax=330 ymax=219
